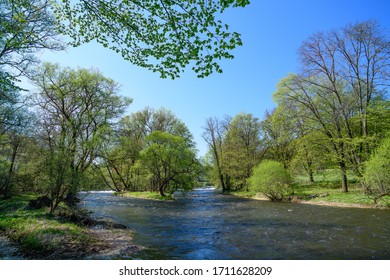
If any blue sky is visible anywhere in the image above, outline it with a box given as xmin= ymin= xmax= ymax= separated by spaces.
xmin=33 ymin=0 xmax=390 ymax=156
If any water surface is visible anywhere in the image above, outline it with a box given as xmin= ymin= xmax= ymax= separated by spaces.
xmin=80 ymin=189 xmax=390 ymax=259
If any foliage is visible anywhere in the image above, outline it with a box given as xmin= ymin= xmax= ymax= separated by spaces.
xmin=32 ymin=63 xmax=131 ymax=211
xmin=363 ymin=136 xmax=390 ymax=202
xmin=0 ymin=0 xmax=63 ymax=79
xmin=249 ymin=160 xmax=291 ymax=201
xmin=222 ymin=113 xmax=264 ymax=190
xmin=53 ymin=0 xmax=249 ymax=79
xmin=95 ymin=107 xmax=196 ymax=193
xmin=273 ymin=21 xmax=390 ymax=192
xmin=139 ymin=131 xmax=200 ymax=196
xmin=261 ymin=107 xmax=295 ymax=169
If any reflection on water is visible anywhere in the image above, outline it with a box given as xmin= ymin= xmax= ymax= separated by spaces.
xmin=80 ymin=189 xmax=390 ymax=259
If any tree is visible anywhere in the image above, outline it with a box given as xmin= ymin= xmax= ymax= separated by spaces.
xmin=33 ymin=63 xmax=131 ymax=211
xmin=202 ymin=116 xmax=231 ymax=192
xmin=94 ymin=107 xmax=195 ymax=192
xmin=223 ymin=113 xmax=264 ymax=190
xmin=0 ymin=77 xmax=22 ymax=135
xmin=289 ymin=131 xmax=325 ymax=184
xmin=139 ymin=131 xmax=200 ymax=196
xmin=298 ymin=20 xmax=389 ymax=171
xmin=249 ymin=160 xmax=291 ymax=201
xmin=52 ymin=0 xmax=250 ymax=78
xmin=275 ymin=74 xmax=356 ymax=192
xmin=261 ymin=108 xmax=296 ymax=170
xmin=274 ymin=21 xmax=390 ymax=192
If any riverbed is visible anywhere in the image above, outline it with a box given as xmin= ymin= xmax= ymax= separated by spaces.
xmin=80 ymin=189 xmax=390 ymax=259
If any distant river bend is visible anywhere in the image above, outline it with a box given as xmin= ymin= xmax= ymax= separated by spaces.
xmin=80 ymin=189 xmax=390 ymax=259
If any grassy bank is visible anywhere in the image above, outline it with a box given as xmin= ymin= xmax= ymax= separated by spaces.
xmin=291 ymin=183 xmax=390 ymax=208
xmin=229 ymin=170 xmax=390 ymax=209
xmin=292 ymin=170 xmax=390 ymax=208
xmin=229 ymin=185 xmax=389 ymax=208
xmin=117 ymin=191 xmax=174 ymax=201
xmin=0 ymin=195 xmax=140 ymax=259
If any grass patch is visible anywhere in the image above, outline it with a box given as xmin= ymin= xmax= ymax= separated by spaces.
xmin=291 ymin=171 xmax=390 ymax=207
xmin=118 ymin=191 xmax=174 ymax=201
xmin=0 ymin=196 xmax=96 ymax=259
xmin=230 ymin=169 xmax=390 ymax=208
xmin=293 ymin=183 xmax=379 ymax=202
xmin=225 ymin=190 xmax=258 ymax=199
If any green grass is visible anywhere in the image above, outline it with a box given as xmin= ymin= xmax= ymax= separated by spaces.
xmin=290 ymin=169 xmax=390 ymax=207
xmin=230 ymin=169 xmax=390 ymax=208
xmin=118 ymin=191 xmax=174 ymax=201
xmin=0 ymin=195 xmax=95 ymax=258
xmin=225 ymin=190 xmax=258 ymax=198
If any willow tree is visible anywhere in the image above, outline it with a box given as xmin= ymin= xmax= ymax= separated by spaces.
xmin=52 ymin=0 xmax=250 ymax=78
xmin=139 ymin=131 xmax=200 ymax=196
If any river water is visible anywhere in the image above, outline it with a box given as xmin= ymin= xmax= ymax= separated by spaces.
xmin=80 ymin=189 xmax=390 ymax=260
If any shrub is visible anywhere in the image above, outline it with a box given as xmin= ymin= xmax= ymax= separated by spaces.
xmin=250 ymin=160 xmax=291 ymax=201
xmin=363 ymin=136 xmax=390 ymax=203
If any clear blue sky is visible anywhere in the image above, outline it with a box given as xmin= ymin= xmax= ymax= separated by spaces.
xmin=34 ymin=0 xmax=390 ymax=156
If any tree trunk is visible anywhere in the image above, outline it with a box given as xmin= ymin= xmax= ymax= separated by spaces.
xmin=309 ymin=171 xmax=315 ymax=184
xmin=339 ymin=161 xmax=348 ymax=192
xmin=159 ymin=187 xmax=165 ymax=197
xmin=3 ymin=136 xmax=21 ymax=199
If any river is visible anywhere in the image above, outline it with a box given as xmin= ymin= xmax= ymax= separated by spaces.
xmin=80 ymin=188 xmax=390 ymax=259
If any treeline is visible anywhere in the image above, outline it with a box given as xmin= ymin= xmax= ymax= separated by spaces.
xmin=0 ymin=3 xmax=201 ymax=209
xmin=1 ymin=62 xmax=201 ymax=211
xmin=203 ymin=20 xmax=390 ymax=201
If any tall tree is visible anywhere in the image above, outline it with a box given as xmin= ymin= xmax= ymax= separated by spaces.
xmin=298 ymin=20 xmax=389 ymax=170
xmin=261 ymin=108 xmax=296 ymax=170
xmin=223 ymin=113 xmax=264 ymax=190
xmin=275 ymin=74 xmax=355 ymax=192
xmin=202 ymin=116 xmax=230 ymax=192
xmin=33 ymin=63 xmax=131 ymax=211
xmin=274 ymin=21 xmax=390 ymax=192
xmin=52 ymin=0 xmax=250 ymax=78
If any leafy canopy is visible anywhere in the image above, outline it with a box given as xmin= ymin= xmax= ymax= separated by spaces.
xmin=53 ymin=0 xmax=250 ymax=79
xmin=140 ymin=131 xmax=200 ymax=195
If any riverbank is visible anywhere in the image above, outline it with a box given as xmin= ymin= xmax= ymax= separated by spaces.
xmin=228 ymin=184 xmax=390 ymax=210
xmin=118 ymin=188 xmax=389 ymax=209
xmin=0 ymin=195 xmax=142 ymax=259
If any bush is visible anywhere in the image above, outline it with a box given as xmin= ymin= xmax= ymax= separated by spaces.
xmin=250 ymin=160 xmax=291 ymax=201
xmin=363 ymin=137 xmax=390 ymax=202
